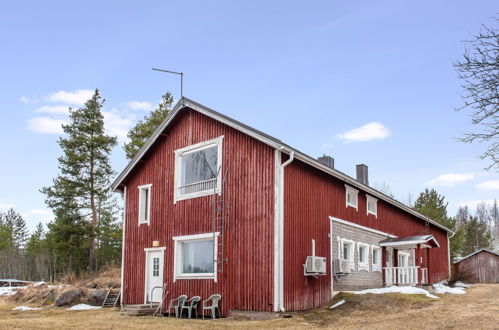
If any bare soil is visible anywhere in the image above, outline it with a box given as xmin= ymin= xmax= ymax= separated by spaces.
xmin=0 ymin=284 xmax=498 ymax=329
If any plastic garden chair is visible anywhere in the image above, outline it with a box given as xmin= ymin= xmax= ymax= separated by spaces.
xmin=180 ymin=296 xmax=201 ymax=318
xmin=168 ymin=295 xmax=187 ymax=318
xmin=202 ymin=294 xmax=221 ymax=319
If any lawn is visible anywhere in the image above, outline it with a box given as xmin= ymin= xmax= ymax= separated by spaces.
xmin=1 ymin=284 xmax=498 ymax=329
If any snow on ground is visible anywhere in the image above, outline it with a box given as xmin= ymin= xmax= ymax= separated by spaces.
xmin=33 ymin=281 xmax=46 ymax=287
xmin=67 ymin=304 xmax=102 ymax=311
xmin=12 ymin=306 xmax=42 ymax=311
xmin=432 ymin=283 xmax=466 ymax=294
xmin=0 ymin=286 xmax=26 ymax=296
xmin=350 ymin=286 xmax=439 ymax=299
xmin=454 ymin=281 xmax=470 ymax=288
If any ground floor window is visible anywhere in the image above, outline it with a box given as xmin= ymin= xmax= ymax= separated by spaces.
xmin=372 ymin=246 xmax=381 ymax=272
xmin=172 ymin=233 xmax=219 ymax=281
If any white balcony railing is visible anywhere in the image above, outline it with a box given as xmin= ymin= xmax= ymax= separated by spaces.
xmin=384 ymin=266 xmax=426 ymax=286
xmin=178 ymin=178 xmax=217 ymax=196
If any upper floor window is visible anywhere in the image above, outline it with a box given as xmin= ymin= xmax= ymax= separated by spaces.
xmin=174 ymin=136 xmax=223 ymax=203
xmin=366 ymin=195 xmax=378 ymax=217
xmin=138 ymin=184 xmax=152 ymax=225
xmin=345 ymin=185 xmax=359 ymax=210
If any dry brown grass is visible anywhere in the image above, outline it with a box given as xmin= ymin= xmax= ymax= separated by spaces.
xmin=0 ymin=284 xmax=498 ymax=329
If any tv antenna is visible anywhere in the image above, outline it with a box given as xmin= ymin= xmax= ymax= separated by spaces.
xmin=152 ymin=68 xmax=184 ymax=98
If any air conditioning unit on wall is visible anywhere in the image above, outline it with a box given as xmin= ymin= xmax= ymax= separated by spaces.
xmin=340 ymin=259 xmax=351 ymax=273
xmin=304 ymin=256 xmax=327 ymax=275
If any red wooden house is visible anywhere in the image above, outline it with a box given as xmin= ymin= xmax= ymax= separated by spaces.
xmin=112 ymin=97 xmax=453 ymax=316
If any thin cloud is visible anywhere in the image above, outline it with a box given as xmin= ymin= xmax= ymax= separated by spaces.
xmin=103 ymin=110 xmax=135 ymax=142
xmin=0 ymin=202 xmax=16 ymax=210
xmin=22 ymin=208 xmax=54 ymax=224
xmin=35 ymin=105 xmax=70 ymax=114
xmin=475 ymin=180 xmax=499 ymax=191
xmin=19 ymin=96 xmax=39 ymax=104
xmin=45 ymin=89 xmax=93 ymax=105
xmin=458 ymin=199 xmax=496 ymax=210
xmin=425 ymin=173 xmax=475 ymax=187
xmin=26 ymin=117 xmax=66 ymax=134
xmin=337 ymin=122 xmax=391 ymax=142
xmin=125 ymin=101 xmax=153 ymax=111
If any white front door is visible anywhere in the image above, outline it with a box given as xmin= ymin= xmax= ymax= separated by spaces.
xmin=145 ymin=249 xmax=164 ymax=303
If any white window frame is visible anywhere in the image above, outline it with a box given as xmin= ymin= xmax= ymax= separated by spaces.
xmin=345 ymin=184 xmax=359 ymax=210
xmin=138 ymin=184 xmax=152 ymax=225
xmin=371 ymin=245 xmax=382 ymax=272
xmin=366 ymin=195 xmax=378 ymax=218
xmin=337 ymin=237 xmax=355 ymax=271
xmin=173 ymin=136 xmax=224 ymax=203
xmin=398 ymin=251 xmax=410 ymax=267
xmin=357 ymin=242 xmax=370 ymax=271
xmin=172 ymin=232 xmax=219 ymax=282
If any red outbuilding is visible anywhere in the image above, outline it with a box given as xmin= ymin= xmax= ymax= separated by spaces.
xmin=112 ymin=97 xmax=453 ymax=316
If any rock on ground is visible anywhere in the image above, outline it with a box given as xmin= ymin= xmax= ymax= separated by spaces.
xmin=55 ymin=289 xmax=82 ymax=307
xmin=87 ymin=290 xmax=107 ymax=306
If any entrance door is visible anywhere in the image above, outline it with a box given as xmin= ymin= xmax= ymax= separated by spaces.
xmin=145 ymin=249 xmax=164 ymax=303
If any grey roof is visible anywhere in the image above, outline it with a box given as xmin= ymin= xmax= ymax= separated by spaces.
xmin=380 ymin=235 xmax=440 ymax=247
xmin=111 ymin=97 xmax=453 ymax=234
xmin=453 ymin=248 xmax=499 ymax=264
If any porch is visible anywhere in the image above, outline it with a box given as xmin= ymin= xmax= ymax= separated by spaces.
xmin=380 ymin=235 xmax=439 ymax=286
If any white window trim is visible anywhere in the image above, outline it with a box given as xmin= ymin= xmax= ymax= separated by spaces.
xmin=366 ymin=195 xmax=378 ymax=218
xmin=337 ymin=236 xmax=355 ymax=271
xmin=371 ymin=245 xmax=382 ymax=272
xmin=138 ymin=184 xmax=152 ymax=225
xmin=143 ymin=246 xmax=165 ymax=304
xmin=398 ymin=251 xmax=410 ymax=267
xmin=357 ymin=242 xmax=370 ymax=271
xmin=345 ymin=184 xmax=359 ymax=210
xmin=172 ymin=232 xmax=219 ymax=282
xmin=173 ymin=136 xmax=224 ymax=203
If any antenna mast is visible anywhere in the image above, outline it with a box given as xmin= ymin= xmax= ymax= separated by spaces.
xmin=152 ymin=68 xmax=184 ymax=98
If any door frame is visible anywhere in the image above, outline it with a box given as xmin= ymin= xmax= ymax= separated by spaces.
xmin=144 ymin=247 xmax=166 ymax=304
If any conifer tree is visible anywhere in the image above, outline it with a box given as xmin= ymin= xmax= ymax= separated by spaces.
xmin=462 ymin=215 xmax=493 ymax=255
xmin=41 ymin=89 xmax=118 ymax=272
xmin=124 ymin=92 xmax=174 ymax=159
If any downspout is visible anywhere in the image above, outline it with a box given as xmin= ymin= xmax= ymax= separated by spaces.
xmin=120 ymin=186 xmax=127 ymax=307
xmin=447 ymin=230 xmax=455 ymax=281
xmin=278 ymin=148 xmax=294 ymax=312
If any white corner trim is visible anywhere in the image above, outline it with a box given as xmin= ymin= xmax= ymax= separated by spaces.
xmin=329 ymin=216 xmax=397 ymax=238
xmin=120 ymin=186 xmax=127 ymax=306
xmin=173 ymin=136 xmax=224 ymax=204
xmin=273 ymin=149 xmax=281 ymax=312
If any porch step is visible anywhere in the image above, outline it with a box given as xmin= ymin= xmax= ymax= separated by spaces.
xmin=121 ymin=304 xmax=159 ymax=316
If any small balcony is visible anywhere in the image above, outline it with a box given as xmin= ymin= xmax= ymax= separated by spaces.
xmin=384 ymin=266 xmax=428 ymax=286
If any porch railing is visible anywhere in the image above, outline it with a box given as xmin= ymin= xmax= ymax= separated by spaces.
xmin=384 ymin=266 xmax=427 ymax=286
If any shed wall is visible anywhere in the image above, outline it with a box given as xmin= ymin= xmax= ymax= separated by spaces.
xmin=453 ymin=251 xmax=499 ymax=283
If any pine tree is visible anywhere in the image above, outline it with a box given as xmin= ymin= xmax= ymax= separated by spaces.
xmin=124 ymin=92 xmax=174 ymax=159
xmin=413 ymin=189 xmax=464 ymax=257
xmin=462 ymin=215 xmax=493 ymax=255
xmin=25 ymin=222 xmax=45 ymax=253
xmin=0 ymin=212 xmax=13 ymax=250
xmin=0 ymin=208 xmax=29 ymax=249
xmin=41 ymin=89 xmax=118 ymax=272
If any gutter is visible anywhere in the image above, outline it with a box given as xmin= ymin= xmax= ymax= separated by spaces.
xmin=277 ymin=148 xmax=294 ymax=312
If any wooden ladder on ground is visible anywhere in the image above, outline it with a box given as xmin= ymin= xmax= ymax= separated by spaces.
xmin=102 ymin=289 xmax=120 ymax=308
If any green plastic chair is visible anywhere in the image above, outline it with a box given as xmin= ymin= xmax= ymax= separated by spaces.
xmin=202 ymin=294 xmax=221 ymax=319
xmin=168 ymin=295 xmax=187 ymax=318
xmin=180 ymin=296 xmax=201 ymax=319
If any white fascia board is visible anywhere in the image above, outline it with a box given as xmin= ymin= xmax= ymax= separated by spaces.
xmin=330 ymin=216 xmax=397 ymax=238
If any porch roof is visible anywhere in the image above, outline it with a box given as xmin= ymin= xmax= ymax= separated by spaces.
xmin=379 ymin=235 xmax=440 ymax=249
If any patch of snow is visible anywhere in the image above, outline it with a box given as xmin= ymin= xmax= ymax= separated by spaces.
xmin=349 ymin=286 xmax=439 ymax=299
xmin=12 ymin=306 xmax=42 ymax=311
xmin=33 ymin=281 xmax=46 ymax=287
xmin=0 ymin=286 xmax=26 ymax=296
xmin=432 ymin=283 xmax=466 ymax=294
xmin=330 ymin=299 xmax=345 ymax=309
xmin=67 ymin=304 xmax=102 ymax=311
xmin=454 ymin=281 xmax=470 ymax=288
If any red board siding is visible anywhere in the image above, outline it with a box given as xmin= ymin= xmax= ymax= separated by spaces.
xmin=283 ymin=158 xmax=450 ymax=311
xmin=453 ymin=251 xmax=499 ymax=283
xmin=122 ymin=109 xmax=276 ymax=316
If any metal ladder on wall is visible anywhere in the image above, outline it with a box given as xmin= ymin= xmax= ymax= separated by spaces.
xmin=212 ymin=165 xmax=229 ymax=273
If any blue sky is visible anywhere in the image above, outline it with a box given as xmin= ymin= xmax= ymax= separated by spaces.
xmin=0 ymin=1 xmax=497 ymax=231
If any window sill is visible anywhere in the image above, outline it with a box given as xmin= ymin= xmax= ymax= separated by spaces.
xmin=367 ymin=211 xmax=377 ymax=218
xmin=174 ymin=189 xmax=220 ymax=203
xmin=138 ymin=220 xmax=150 ymax=225
xmin=346 ymin=203 xmax=358 ymax=210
